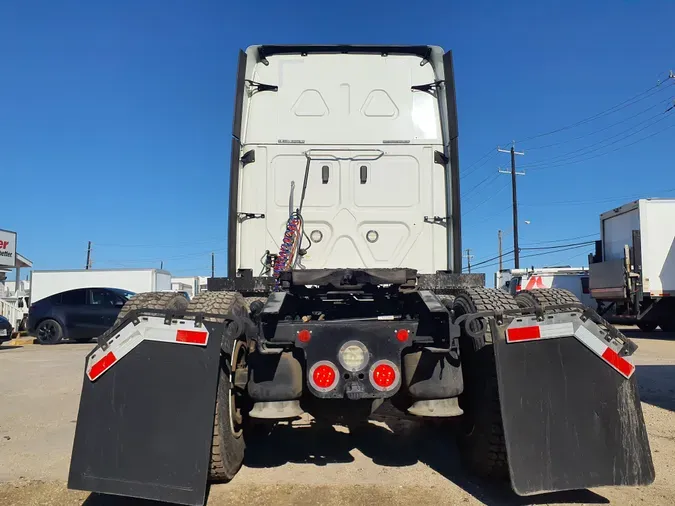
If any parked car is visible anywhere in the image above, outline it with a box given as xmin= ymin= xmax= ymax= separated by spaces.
xmin=0 ymin=315 xmax=13 ymax=343
xmin=28 ymin=288 xmax=135 ymax=344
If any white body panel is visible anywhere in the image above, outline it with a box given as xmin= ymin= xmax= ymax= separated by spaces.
xmin=600 ymin=199 xmax=675 ymax=295
xmin=235 ymin=49 xmax=450 ymax=274
xmin=171 ymin=276 xmax=204 ymax=298
xmin=498 ymin=267 xmax=595 ymax=308
xmin=30 ymin=269 xmax=172 ymax=303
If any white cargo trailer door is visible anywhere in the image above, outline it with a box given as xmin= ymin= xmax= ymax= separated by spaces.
xmin=639 ymin=200 xmax=675 ymax=295
xmin=602 ymin=205 xmax=639 ymax=262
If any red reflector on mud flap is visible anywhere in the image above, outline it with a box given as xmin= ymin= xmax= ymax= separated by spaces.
xmin=88 ymin=351 xmax=117 ymax=381
xmin=175 ymin=329 xmax=208 ymax=344
xmin=601 ymin=347 xmax=635 ymax=378
xmin=506 ymin=326 xmax=541 ymax=342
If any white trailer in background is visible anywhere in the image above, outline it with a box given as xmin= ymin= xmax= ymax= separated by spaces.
xmin=30 ymin=269 xmax=172 ymax=304
xmin=589 ymin=199 xmax=675 ymax=331
xmin=496 ymin=267 xmax=595 ymax=308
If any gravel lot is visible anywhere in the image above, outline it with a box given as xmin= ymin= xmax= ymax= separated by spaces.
xmin=1 ymin=328 xmax=674 ymax=506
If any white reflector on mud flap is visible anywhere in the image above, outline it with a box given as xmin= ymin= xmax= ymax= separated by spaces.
xmin=86 ymin=316 xmax=209 ymax=381
xmin=506 ymin=315 xmax=635 ymax=379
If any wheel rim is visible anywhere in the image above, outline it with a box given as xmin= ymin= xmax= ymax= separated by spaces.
xmin=229 ymin=340 xmax=246 ymax=438
xmin=38 ymin=322 xmax=57 ymax=342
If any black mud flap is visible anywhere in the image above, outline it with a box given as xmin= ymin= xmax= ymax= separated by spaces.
xmin=491 ymin=321 xmax=655 ymax=496
xmin=67 ymin=320 xmax=224 ymax=506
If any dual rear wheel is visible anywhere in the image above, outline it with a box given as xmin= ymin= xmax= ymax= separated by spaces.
xmin=453 ymin=287 xmax=583 ymax=480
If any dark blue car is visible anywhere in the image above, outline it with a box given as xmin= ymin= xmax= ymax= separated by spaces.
xmin=0 ymin=315 xmax=13 ymax=343
xmin=28 ymin=287 xmax=135 ymax=344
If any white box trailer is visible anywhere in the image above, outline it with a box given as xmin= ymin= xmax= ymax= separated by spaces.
xmin=30 ymin=269 xmax=172 ymax=304
xmin=497 ymin=267 xmax=595 ymax=309
xmin=590 ymin=199 xmax=675 ymax=331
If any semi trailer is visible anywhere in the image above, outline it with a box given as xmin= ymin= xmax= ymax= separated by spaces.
xmin=589 ymin=199 xmax=675 ymax=331
xmin=68 ymin=45 xmax=654 ymax=506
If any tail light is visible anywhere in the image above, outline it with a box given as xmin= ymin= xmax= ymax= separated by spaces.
xmin=396 ymin=329 xmax=409 ymax=342
xmin=309 ymin=361 xmax=338 ymax=392
xmin=369 ymin=360 xmax=400 ymax=392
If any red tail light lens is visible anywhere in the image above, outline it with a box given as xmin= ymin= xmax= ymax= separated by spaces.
xmin=369 ymin=360 xmax=400 ymax=391
xmin=309 ymin=361 xmax=338 ymax=392
xmin=396 ymin=329 xmax=409 ymax=342
xmin=297 ymin=329 xmax=312 ymax=343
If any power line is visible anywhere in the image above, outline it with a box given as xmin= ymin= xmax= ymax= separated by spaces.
xmin=521 ymin=233 xmax=598 ymax=245
xmin=526 ymin=90 xmax=675 ymax=151
xmin=468 ymin=243 xmax=594 ymax=272
xmin=521 ymin=108 xmax=674 ymax=169
xmin=466 ymin=250 xmax=515 ymax=271
xmin=520 ymin=240 xmax=595 ymax=251
xmin=522 ymin=118 xmax=675 ymax=172
xmin=462 ymin=179 xmax=511 ymax=215
xmin=467 ymin=240 xmax=597 ymax=273
xmin=522 ymin=187 xmax=675 ymax=207
xmin=95 ymin=238 xmax=227 ymax=249
xmin=516 ymin=74 xmax=673 ymax=144
xmin=462 ymin=172 xmax=500 ymax=199
xmin=96 ymin=247 xmax=229 ymax=264
xmin=461 ymin=148 xmax=498 ymax=180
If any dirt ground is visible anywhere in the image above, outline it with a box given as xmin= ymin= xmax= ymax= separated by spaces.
xmin=1 ymin=328 xmax=674 ymax=506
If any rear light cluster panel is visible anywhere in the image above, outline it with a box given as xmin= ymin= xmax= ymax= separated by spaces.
xmin=289 ymin=320 xmax=416 ymax=398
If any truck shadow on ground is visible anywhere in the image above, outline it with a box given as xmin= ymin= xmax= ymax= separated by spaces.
xmin=243 ymin=415 xmax=609 ymax=506
xmin=621 ymin=329 xmax=675 ymax=340
xmin=635 ymin=364 xmax=675 ymax=412
xmin=78 ymin=415 xmax=610 ymax=506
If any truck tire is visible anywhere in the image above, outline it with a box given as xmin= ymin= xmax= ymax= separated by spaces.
xmin=436 ymin=294 xmax=455 ymax=310
xmin=515 ymin=288 xmax=580 ymax=311
xmin=452 ymin=288 xmax=518 ymax=479
xmin=113 ymin=292 xmax=189 ymax=329
xmin=35 ymin=318 xmax=64 ymax=345
xmin=188 ymin=292 xmax=249 ymax=483
xmin=245 ymin=296 xmax=268 ymax=316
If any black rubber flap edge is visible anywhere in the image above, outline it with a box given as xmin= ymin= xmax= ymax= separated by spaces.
xmin=491 ymin=320 xmax=655 ymax=496
xmin=67 ymin=321 xmax=224 ymax=506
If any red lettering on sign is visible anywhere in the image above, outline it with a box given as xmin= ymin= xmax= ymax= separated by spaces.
xmin=0 ymin=241 xmax=8 ymax=249
xmin=525 ymin=276 xmax=546 ymax=290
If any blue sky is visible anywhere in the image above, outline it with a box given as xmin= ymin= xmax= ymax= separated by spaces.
xmin=2 ymin=0 xmax=674 ymax=278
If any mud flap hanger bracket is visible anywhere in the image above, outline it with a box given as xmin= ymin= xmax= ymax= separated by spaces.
xmin=454 ymin=303 xmax=638 ymax=377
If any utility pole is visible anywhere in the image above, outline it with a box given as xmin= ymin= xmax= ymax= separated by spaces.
xmin=211 ymin=252 xmax=215 ymax=278
xmin=85 ymin=241 xmax=92 ymax=270
xmin=498 ymin=230 xmax=503 ymax=271
xmin=464 ymin=248 xmax=474 ymax=273
xmin=160 ymin=261 xmax=163 ymax=270
xmin=498 ymin=142 xmax=525 ymax=268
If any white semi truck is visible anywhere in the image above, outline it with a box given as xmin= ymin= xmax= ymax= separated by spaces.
xmin=589 ymin=198 xmax=675 ymax=331
xmin=67 ymin=45 xmax=653 ymax=506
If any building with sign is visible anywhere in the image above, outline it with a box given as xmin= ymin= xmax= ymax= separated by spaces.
xmin=0 ymin=229 xmax=32 ymax=330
